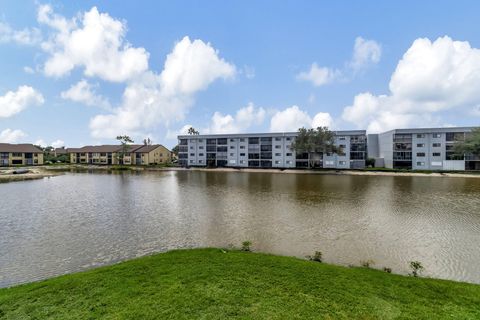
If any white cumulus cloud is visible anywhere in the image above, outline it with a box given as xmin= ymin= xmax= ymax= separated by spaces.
xmin=296 ymin=63 xmax=340 ymax=87
xmin=206 ymin=103 xmax=266 ymax=134
xmin=342 ymin=36 xmax=480 ymax=132
xmin=89 ymin=36 xmax=236 ymax=138
xmin=0 ymin=129 xmax=27 ymax=143
xmin=350 ymin=36 xmax=382 ymax=71
xmin=0 ymin=86 xmax=44 ymax=118
xmin=38 ymin=5 xmax=149 ymax=82
xmin=61 ymin=79 xmax=110 ymax=109
xmin=51 ymin=139 xmax=65 ymax=148
xmin=297 ymin=36 xmax=381 ymax=87
xmin=270 ymin=105 xmax=333 ymax=132
xmin=0 ymin=21 xmax=41 ymax=45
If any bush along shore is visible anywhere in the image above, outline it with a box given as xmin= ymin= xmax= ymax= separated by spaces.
xmin=1 ymin=248 xmax=479 ymax=319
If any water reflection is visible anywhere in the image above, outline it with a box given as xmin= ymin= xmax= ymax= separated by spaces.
xmin=0 ymin=170 xmax=479 ymax=287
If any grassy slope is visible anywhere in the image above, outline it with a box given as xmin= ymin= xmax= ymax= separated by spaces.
xmin=1 ymin=249 xmax=479 ymax=319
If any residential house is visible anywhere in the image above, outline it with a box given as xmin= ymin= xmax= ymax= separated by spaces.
xmin=0 ymin=143 xmax=44 ymax=166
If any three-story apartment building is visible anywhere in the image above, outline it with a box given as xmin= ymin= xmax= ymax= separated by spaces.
xmin=369 ymin=127 xmax=479 ymax=170
xmin=178 ymin=130 xmax=367 ymax=169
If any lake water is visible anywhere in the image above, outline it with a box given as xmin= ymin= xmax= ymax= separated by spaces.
xmin=1 ymin=170 xmax=480 ymax=287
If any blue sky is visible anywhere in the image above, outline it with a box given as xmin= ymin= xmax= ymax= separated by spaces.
xmin=1 ymin=1 xmax=480 ymax=148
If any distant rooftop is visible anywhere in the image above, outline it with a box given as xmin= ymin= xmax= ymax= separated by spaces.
xmin=0 ymin=143 xmax=43 ymax=153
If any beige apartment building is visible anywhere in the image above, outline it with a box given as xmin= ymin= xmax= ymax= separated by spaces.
xmin=0 ymin=143 xmax=44 ymax=166
xmin=68 ymin=144 xmax=171 ymax=165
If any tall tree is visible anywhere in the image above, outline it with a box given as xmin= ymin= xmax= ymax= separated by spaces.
xmin=187 ymin=127 xmax=199 ymax=135
xmin=116 ymin=135 xmax=134 ymax=164
xmin=143 ymin=138 xmax=152 ymax=145
xmin=454 ymin=128 xmax=480 ymax=158
xmin=290 ymin=127 xmax=341 ymax=168
xmin=171 ymin=145 xmax=179 ymax=154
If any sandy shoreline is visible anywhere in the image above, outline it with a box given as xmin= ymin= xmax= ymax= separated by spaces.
xmin=168 ymin=167 xmax=480 ymax=178
xmin=0 ymin=168 xmax=60 ymax=183
xmin=2 ymin=165 xmax=479 ymax=180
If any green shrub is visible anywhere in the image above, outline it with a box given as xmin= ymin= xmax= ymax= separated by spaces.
xmin=360 ymin=260 xmax=375 ymax=268
xmin=307 ymin=251 xmax=323 ymax=263
xmin=241 ymin=241 xmax=252 ymax=252
xmin=409 ymin=261 xmax=424 ymax=277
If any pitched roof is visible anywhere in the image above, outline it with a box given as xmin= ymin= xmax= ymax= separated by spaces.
xmin=0 ymin=143 xmax=43 ymax=153
xmin=134 ymin=144 xmax=169 ymax=153
xmin=66 ymin=144 xmax=144 ymax=153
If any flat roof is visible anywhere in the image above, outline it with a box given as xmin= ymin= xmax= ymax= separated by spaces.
xmin=178 ymin=130 xmax=366 ymax=139
xmin=380 ymin=126 xmax=478 ymax=135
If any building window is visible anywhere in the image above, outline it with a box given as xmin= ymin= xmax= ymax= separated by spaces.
xmin=286 ymin=160 xmax=292 ymax=164
xmin=286 ymin=137 xmax=291 ymax=141
xmin=339 ymin=137 xmax=346 ymax=140
xmin=199 ymin=153 xmax=204 ymax=156
xmin=416 ymin=152 xmax=425 ymax=157
xmin=240 ymin=138 xmax=245 ymax=142
xmin=230 ymin=139 xmax=235 ymax=142
xmin=217 ymin=138 xmax=228 ymax=145
xmin=286 ymin=153 xmax=292 ymax=157
xmin=417 ymin=161 xmax=425 ymax=166
xmin=199 ymin=146 xmax=204 ymax=149
xmin=230 ymin=153 xmax=234 ymax=156
xmin=432 ymin=133 xmax=441 ymax=138
xmin=239 ymin=160 xmax=246 ymax=164
xmin=190 ymin=153 xmax=195 ymax=156
xmin=432 ymin=143 xmax=441 ymax=148
xmin=339 ymin=161 xmax=346 ymax=165
xmin=199 ymin=160 xmax=203 ymax=163
xmin=240 ymin=146 xmax=245 ymax=149
xmin=198 ymin=139 xmax=203 ymax=142
xmin=12 ymin=153 xmax=22 ymax=157
xmin=190 ymin=160 xmax=194 ymax=163
xmin=190 ymin=146 xmax=194 ymax=149
xmin=416 ymin=134 xmax=425 ymax=138
xmin=432 ymin=152 xmax=441 ymax=157
xmin=275 ymin=137 xmax=281 ymax=141
xmin=230 ymin=146 xmax=235 ymax=149
xmin=275 ymin=145 xmax=281 ymax=149
xmin=240 ymin=153 xmax=245 ymax=156
xmin=417 ymin=143 xmax=425 ymax=148
xmin=275 ymin=160 xmax=281 ymax=164
xmin=275 ymin=153 xmax=281 ymax=156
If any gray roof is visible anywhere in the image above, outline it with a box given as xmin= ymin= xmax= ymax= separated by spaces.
xmin=0 ymin=143 xmax=43 ymax=153
xmin=178 ymin=130 xmax=366 ymax=139
xmin=134 ymin=144 xmax=169 ymax=153
xmin=67 ymin=145 xmax=144 ymax=153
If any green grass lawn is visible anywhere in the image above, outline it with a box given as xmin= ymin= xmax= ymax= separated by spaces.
xmin=1 ymin=249 xmax=479 ymax=319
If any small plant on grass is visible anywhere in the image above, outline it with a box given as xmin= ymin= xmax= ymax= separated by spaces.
xmin=241 ymin=241 xmax=252 ymax=252
xmin=409 ymin=261 xmax=424 ymax=277
xmin=383 ymin=267 xmax=392 ymax=273
xmin=360 ymin=260 xmax=375 ymax=268
xmin=307 ymin=251 xmax=323 ymax=263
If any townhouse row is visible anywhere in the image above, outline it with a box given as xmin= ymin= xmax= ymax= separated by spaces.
xmin=178 ymin=126 xmax=480 ymax=171
xmin=0 ymin=144 xmax=44 ymax=166
xmin=0 ymin=143 xmax=172 ymax=166
xmin=68 ymin=144 xmax=172 ymax=165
